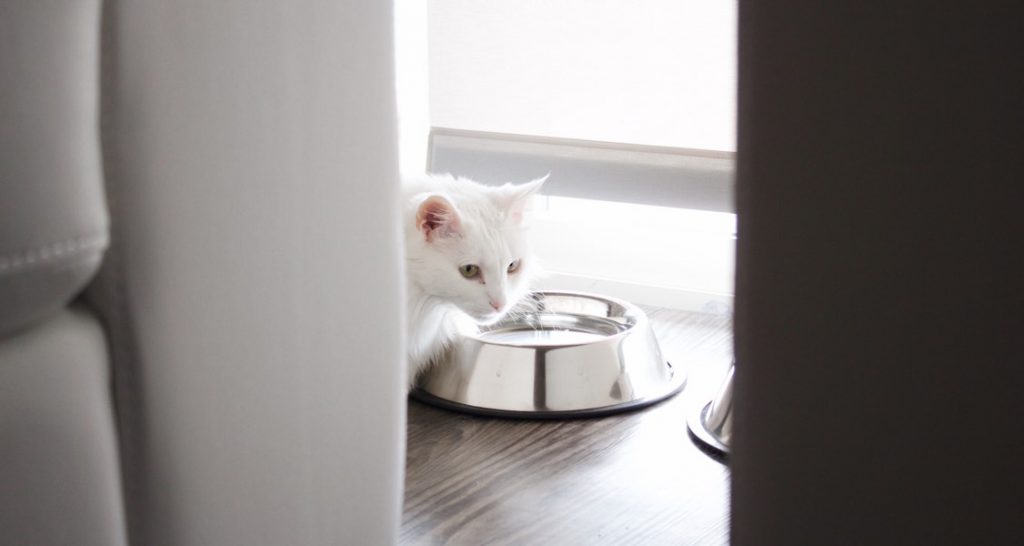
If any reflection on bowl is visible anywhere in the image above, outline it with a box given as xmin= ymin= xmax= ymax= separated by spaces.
xmin=412 ymin=291 xmax=685 ymax=418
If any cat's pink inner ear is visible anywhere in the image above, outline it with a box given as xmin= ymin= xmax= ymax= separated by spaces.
xmin=417 ymin=195 xmax=461 ymax=241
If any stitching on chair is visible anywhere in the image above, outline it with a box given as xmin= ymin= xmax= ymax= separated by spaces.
xmin=0 ymin=235 xmax=109 ymax=273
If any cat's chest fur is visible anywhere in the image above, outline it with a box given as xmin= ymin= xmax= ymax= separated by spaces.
xmin=404 ymin=289 xmax=460 ymax=381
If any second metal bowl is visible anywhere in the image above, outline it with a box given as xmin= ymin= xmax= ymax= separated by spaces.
xmin=412 ymin=291 xmax=685 ymax=418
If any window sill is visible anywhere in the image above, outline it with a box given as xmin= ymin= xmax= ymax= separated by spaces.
xmin=531 ymin=195 xmax=735 ymax=313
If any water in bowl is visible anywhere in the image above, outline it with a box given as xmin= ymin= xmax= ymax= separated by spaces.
xmin=478 ymin=327 xmax=606 ymax=347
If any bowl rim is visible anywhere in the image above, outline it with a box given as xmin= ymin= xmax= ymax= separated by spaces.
xmin=460 ymin=290 xmax=644 ymax=348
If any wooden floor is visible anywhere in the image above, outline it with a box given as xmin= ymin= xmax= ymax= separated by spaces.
xmin=401 ymin=307 xmax=734 ymax=545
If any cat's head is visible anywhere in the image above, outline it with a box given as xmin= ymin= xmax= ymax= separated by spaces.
xmin=407 ymin=175 xmax=546 ymax=323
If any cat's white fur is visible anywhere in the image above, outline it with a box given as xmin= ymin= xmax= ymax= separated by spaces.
xmin=403 ymin=173 xmax=545 ymax=388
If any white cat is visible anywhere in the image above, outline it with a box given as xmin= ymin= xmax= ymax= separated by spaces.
xmin=403 ymin=173 xmax=545 ymax=389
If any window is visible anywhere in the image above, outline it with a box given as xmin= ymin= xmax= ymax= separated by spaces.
xmin=427 ymin=0 xmax=737 ymax=152
xmin=396 ymin=0 xmax=737 ymax=311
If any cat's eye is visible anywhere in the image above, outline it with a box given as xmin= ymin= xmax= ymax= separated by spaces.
xmin=459 ymin=264 xmax=481 ymax=279
xmin=507 ymin=259 xmax=522 ymax=273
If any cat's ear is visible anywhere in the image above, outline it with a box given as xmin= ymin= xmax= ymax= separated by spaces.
xmin=416 ymin=194 xmax=462 ymax=242
xmin=501 ymin=174 xmax=547 ymax=224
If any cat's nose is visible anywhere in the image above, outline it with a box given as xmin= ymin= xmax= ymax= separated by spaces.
xmin=489 ymin=299 xmax=504 ymax=311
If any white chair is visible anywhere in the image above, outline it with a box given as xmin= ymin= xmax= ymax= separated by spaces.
xmin=1 ymin=2 xmax=405 ymax=544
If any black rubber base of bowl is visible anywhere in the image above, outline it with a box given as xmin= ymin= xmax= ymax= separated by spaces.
xmin=686 ymin=401 xmax=730 ymax=462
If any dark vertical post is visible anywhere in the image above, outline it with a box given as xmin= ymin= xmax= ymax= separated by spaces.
xmin=733 ymin=1 xmax=1024 ymax=544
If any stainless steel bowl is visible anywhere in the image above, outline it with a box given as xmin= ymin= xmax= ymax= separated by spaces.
xmin=687 ymin=361 xmax=733 ymax=458
xmin=411 ymin=291 xmax=685 ymax=418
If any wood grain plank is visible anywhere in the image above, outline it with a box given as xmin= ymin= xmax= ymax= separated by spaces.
xmin=402 ymin=308 xmax=733 ymax=545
